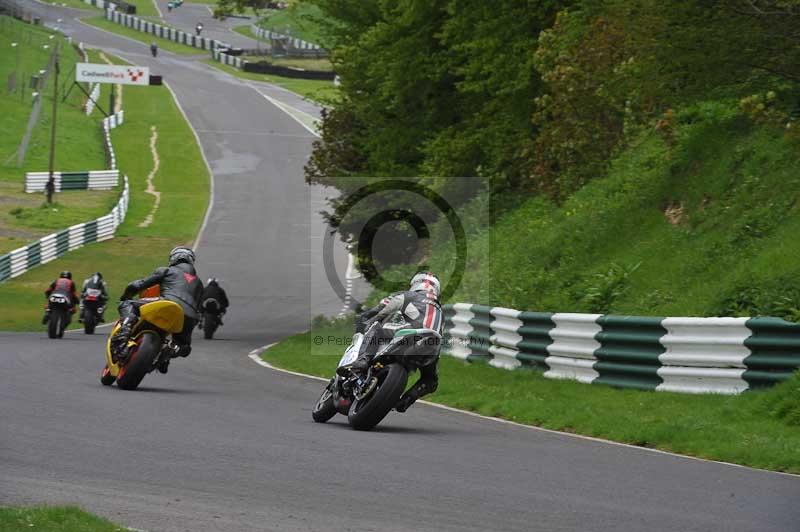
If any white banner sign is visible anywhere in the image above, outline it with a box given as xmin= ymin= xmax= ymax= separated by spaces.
xmin=76 ymin=63 xmax=150 ymax=86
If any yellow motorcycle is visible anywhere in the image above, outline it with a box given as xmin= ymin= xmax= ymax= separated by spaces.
xmin=100 ymin=299 xmax=184 ymax=390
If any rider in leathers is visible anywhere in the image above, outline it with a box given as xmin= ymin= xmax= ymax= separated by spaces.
xmin=79 ymin=272 xmax=109 ymax=322
xmin=111 ymin=246 xmax=203 ymax=373
xmin=338 ymin=272 xmax=443 ymax=412
xmin=43 ymin=271 xmax=79 ymax=323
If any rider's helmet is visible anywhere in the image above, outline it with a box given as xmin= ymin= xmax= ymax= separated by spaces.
xmin=59 ymin=271 xmax=72 ymax=279
xmin=207 ymin=277 xmax=217 ymax=285
xmin=94 ymin=272 xmax=103 ymax=280
xmin=409 ymin=271 xmax=440 ymax=299
xmin=168 ymin=246 xmax=195 ymax=267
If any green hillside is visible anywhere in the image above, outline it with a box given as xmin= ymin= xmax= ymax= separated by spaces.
xmin=0 ymin=16 xmax=112 ymax=254
xmin=431 ymin=102 xmax=800 ymax=319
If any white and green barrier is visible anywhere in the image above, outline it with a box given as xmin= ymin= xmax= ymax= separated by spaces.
xmin=24 ymin=109 xmax=124 ymax=192
xmin=443 ymin=303 xmax=800 ymax=394
xmin=102 ymin=109 xmax=124 ymax=170
xmin=84 ymin=82 xmax=100 ymax=115
xmin=250 ymin=24 xmax=323 ymax=51
xmin=105 ymin=9 xmax=230 ymax=52
xmin=81 ymin=0 xmax=119 ymax=10
xmin=0 ymin=176 xmax=129 ymax=282
xmin=211 ymin=47 xmax=246 ymax=69
xmin=25 ymin=170 xmax=120 ymax=192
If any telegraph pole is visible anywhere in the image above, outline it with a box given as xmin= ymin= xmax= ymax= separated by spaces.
xmin=46 ymin=42 xmax=60 ymax=204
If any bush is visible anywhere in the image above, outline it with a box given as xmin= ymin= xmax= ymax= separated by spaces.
xmin=762 ymin=370 xmax=800 ymax=427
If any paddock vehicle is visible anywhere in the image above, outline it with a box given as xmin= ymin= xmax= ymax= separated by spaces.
xmin=312 ymin=325 xmax=441 ymax=430
xmin=100 ymin=299 xmax=184 ymax=390
xmin=46 ymin=294 xmax=72 ymax=339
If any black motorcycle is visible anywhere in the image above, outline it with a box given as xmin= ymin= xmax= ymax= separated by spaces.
xmin=200 ymin=298 xmax=223 ymax=339
xmin=46 ymin=294 xmax=72 ymax=339
xmin=80 ymin=288 xmax=105 ymax=335
xmin=312 ymin=325 xmax=441 ymax=430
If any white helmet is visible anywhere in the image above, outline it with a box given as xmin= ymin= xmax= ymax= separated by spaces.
xmin=410 ymin=271 xmax=440 ymax=298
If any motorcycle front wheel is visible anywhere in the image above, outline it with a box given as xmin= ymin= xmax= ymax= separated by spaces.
xmin=84 ymin=311 xmax=96 ymax=335
xmin=347 ymin=363 xmax=408 ymax=431
xmin=311 ymin=382 xmax=337 ymax=423
xmin=116 ymin=332 xmax=160 ymax=390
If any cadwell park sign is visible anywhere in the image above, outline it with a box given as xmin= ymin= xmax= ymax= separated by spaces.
xmin=76 ymin=63 xmax=150 ymax=86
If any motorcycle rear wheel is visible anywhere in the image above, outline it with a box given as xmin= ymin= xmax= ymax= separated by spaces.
xmin=48 ymin=309 xmax=66 ymax=339
xmin=312 ymin=384 xmax=337 ymax=423
xmin=347 ymin=363 xmax=408 ymax=431
xmin=116 ymin=332 xmax=160 ymax=390
xmin=203 ymin=312 xmax=217 ymax=339
xmin=84 ymin=312 xmax=96 ymax=335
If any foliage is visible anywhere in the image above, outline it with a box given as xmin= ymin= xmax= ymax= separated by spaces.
xmin=761 ymin=370 xmax=800 ymax=427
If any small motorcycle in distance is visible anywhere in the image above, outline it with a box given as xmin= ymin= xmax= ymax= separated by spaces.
xmin=101 ymin=299 xmax=185 ymax=390
xmin=200 ymin=298 xmax=223 ymax=339
xmin=46 ymin=294 xmax=72 ymax=339
xmin=81 ymin=288 xmax=105 ymax=335
xmin=311 ymin=323 xmax=441 ymax=430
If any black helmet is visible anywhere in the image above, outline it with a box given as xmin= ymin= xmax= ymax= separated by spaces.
xmin=207 ymin=277 xmax=218 ymax=285
xmin=59 ymin=271 xmax=72 ymax=279
xmin=94 ymin=271 xmax=103 ymax=280
xmin=168 ymin=246 xmax=195 ymax=266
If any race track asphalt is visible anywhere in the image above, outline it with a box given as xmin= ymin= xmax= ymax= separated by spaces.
xmin=1 ymin=3 xmax=799 ymax=531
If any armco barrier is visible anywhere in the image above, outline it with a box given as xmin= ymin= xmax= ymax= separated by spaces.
xmin=0 ymin=176 xmax=129 ymax=282
xmin=24 ymin=109 xmax=124 ymax=191
xmin=102 ymin=109 xmax=124 ymax=170
xmin=25 ymin=170 xmax=119 ymax=192
xmin=84 ymin=82 xmax=100 ymax=115
xmin=242 ymin=60 xmax=335 ymax=80
xmin=443 ymin=304 xmax=800 ymax=394
xmin=250 ymin=24 xmax=324 ymax=52
xmin=105 ymin=9 xmax=230 ymax=52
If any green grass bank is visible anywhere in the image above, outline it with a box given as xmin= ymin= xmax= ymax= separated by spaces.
xmin=203 ymin=59 xmax=337 ymax=104
xmin=262 ymin=319 xmax=800 ymax=474
xmin=415 ymin=101 xmax=800 ymax=321
xmin=0 ymin=506 xmax=126 ymax=532
xmin=0 ymin=16 xmax=114 ymax=254
xmin=0 ymin=52 xmax=210 ymax=331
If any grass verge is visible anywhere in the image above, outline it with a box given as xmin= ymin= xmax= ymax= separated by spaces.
xmin=0 ymin=16 xmax=114 ymax=254
xmin=0 ymin=52 xmax=210 ymax=331
xmin=0 ymin=506 xmax=125 ymax=531
xmin=123 ymin=0 xmax=161 ymax=17
xmin=82 ymin=16 xmax=200 ymax=56
xmin=257 ymin=4 xmax=326 ymax=45
xmin=203 ymin=59 xmax=338 ymax=104
xmin=45 ymin=0 xmax=101 ymax=10
xmin=262 ymin=319 xmax=800 ymax=474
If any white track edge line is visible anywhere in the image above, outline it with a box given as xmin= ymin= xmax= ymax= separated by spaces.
xmin=248 ymin=85 xmax=320 ymax=138
xmin=163 ymin=81 xmax=215 ymax=252
xmin=247 ymin=343 xmax=800 ymax=479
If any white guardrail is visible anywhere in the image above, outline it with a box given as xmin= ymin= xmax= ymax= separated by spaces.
xmin=0 ymin=176 xmax=129 ymax=282
xmin=2 ymin=82 xmax=129 ymax=282
xmin=443 ymin=303 xmax=800 ymax=395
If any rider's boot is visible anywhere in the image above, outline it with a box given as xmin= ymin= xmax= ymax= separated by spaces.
xmin=42 ymin=308 xmax=50 ymax=324
xmin=336 ymin=352 xmax=370 ymax=377
xmin=110 ymin=316 xmax=137 ymax=364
